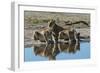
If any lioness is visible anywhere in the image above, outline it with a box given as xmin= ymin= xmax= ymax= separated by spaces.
xmin=33 ymin=28 xmax=54 ymax=44
xmin=58 ymin=29 xmax=80 ymax=44
xmin=48 ymin=19 xmax=65 ymax=43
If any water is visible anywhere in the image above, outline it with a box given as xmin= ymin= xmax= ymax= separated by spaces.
xmin=24 ymin=42 xmax=90 ymax=62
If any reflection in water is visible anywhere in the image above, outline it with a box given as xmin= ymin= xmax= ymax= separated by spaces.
xmin=33 ymin=42 xmax=80 ymax=60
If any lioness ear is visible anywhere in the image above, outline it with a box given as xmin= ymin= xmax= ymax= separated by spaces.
xmin=48 ymin=19 xmax=55 ymax=27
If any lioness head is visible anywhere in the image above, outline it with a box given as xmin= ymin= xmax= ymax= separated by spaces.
xmin=48 ymin=19 xmax=56 ymax=28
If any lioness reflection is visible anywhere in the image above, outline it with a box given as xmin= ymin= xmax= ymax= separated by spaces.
xmin=33 ymin=42 xmax=80 ymax=60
